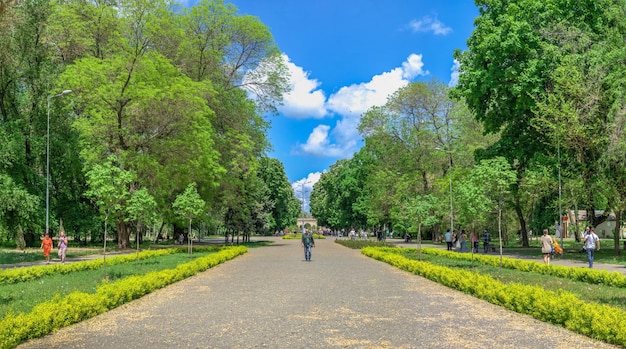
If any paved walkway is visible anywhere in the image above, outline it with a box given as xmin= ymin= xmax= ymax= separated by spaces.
xmin=17 ymin=237 xmax=619 ymax=349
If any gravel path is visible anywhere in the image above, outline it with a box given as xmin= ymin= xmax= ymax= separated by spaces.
xmin=18 ymin=237 xmax=619 ymax=349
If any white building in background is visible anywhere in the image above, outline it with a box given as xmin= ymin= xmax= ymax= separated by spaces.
xmin=564 ymin=210 xmax=626 ymax=238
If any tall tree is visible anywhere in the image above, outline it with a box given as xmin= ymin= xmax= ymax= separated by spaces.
xmin=454 ymin=0 xmax=626 ymax=245
xmin=258 ymin=157 xmax=300 ymax=232
xmin=173 ymin=182 xmax=206 ymax=254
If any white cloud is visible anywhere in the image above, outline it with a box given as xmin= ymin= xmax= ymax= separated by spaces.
xmin=327 ymin=54 xmax=428 ymax=116
xmin=295 ymin=125 xmax=347 ymax=157
xmin=279 ymin=54 xmax=327 ymax=119
xmin=402 ymin=53 xmax=428 ymax=79
xmin=408 ymin=16 xmax=452 ymax=36
xmin=449 ymin=59 xmax=460 ymax=87
xmin=292 ymin=172 xmax=323 ymax=213
xmin=293 ymin=54 xmax=428 ymax=158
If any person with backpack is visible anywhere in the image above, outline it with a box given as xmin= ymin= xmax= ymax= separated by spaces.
xmin=301 ymin=229 xmax=315 ymax=261
xmin=482 ymin=229 xmax=491 ymax=253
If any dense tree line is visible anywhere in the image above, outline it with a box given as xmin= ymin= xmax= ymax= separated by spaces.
xmin=312 ymin=0 xmax=626 ymax=255
xmin=0 ymin=0 xmax=301 ymax=247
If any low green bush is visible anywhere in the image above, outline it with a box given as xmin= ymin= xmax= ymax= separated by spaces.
xmin=0 ymin=247 xmax=221 ymax=285
xmin=362 ymin=246 xmax=626 ymax=347
xmin=334 ymin=239 xmax=392 ymax=249
xmin=417 ymin=247 xmax=626 ymax=288
xmin=282 ymin=233 xmax=325 ymax=240
xmin=0 ymin=246 xmax=246 ymax=349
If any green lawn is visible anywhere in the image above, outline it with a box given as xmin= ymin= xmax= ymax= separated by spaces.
xmin=0 ymin=251 xmax=213 ymax=318
xmin=0 ymin=248 xmax=104 ymax=264
xmin=393 ymin=249 xmax=626 ymax=310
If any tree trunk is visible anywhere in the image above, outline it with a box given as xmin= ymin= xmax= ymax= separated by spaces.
xmin=116 ymin=219 xmax=130 ymax=249
xmin=615 ymin=210 xmax=622 ymax=256
xmin=514 ymin=198 xmax=529 ymax=247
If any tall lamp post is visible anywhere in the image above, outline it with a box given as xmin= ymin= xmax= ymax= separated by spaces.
xmin=558 ymin=143 xmax=563 ymax=248
xmin=46 ymin=90 xmax=72 ymax=236
xmin=299 ymin=180 xmax=311 ymax=234
xmin=436 ymin=147 xmax=453 ymax=236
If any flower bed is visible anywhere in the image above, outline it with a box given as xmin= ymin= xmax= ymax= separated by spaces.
xmin=362 ymin=246 xmax=626 ymax=346
xmin=0 ymin=246 xmax=246 ymax=348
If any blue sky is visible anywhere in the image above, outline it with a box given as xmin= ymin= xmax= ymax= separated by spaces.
xmin=223 ymin=0 xmax=479 ymax=209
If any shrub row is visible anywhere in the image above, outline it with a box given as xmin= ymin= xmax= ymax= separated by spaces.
xmin=282 ymin=233 xmax=325 ymax=240
xmin=362 ymin=246 xmax=626 ymax=346
xmin=0 ymin=247 xmax=220 ymax=285
xmin=416 ymin=247 xmax=626 ymax=287
xmin=334 ymin=239 xmax=392 ymax=249
xmin=0 ymin=246 xmax=247 ymax=349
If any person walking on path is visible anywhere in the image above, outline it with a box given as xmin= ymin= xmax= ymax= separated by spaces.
xmin=540 ymin=229 xmax=553 ymax=264
xmin=583 ymin=226 xmax=600 ymax=268
xmin=301 ymin=229 xmax=315 ymax=261
xmin=470 ymin=230 xmax=479 ymax=253
xmin=40 ymin=232 xmax=53 ymax=264
xmin=459 ymin=230 xmax=468 ymax=252
xmin=444 ymin=229 xmax=453 ymax=251
xmin=58 ymin=231 xmax=68 ymax=264
xmin=482 ymin=229 xmax=491 ymax=253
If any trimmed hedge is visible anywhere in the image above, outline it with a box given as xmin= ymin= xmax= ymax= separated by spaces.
xmin=362 ymin=246 xmax=626 ymax=346
xmin=282 ymin=233 xmax=325 ymax=240
xmin=0 ymin=247 xmax=222 ymax=285
xmin=0 ymin=246 xmax=246 ymax=349
xmin=417 ymin=247 xmax=626 ymax=287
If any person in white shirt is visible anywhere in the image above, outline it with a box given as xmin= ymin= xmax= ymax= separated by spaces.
xmin=583 ymin=226 xmax=600 ymax=268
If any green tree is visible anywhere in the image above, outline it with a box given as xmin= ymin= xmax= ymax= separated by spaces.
xmin=126 ymin=187 xmax=158 ymax=247
xmin=463 ymin=157 xmax=517 ymax=267
xmin=454 ymin=0 xmax=626 ymax=244
xmin=173 ymin=183 xmax=206 ymax=254
xmin=85 ymin=155 xmax=134 ymax=278
xmin=0 ymin=174 xmax=40 ymax=246
xmin=258 ymin=157 xmax=300 ymax=232
xmin=406 ymin=194 xmax=438 ymax=260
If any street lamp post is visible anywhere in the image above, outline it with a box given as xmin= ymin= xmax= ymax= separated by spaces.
xmin=46 ymin=90 xmax=72 ymax=236
xmin=558 ymin=143 xmax=563 ymax=248
xmin=299 ymin=180 xmax=311 ymax=234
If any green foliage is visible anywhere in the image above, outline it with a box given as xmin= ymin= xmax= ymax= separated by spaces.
xmin=282 ymin=233 xmax=325 ymax=240
xmin=126 ymin=187 xmax=158 ymax=229
xmin=0 ymin=175 xmax=39 ymax=241
xmin=257 ymin=157 xmax=300 ymax=231
xmin=173 ymin=183 xmax=206 ymax=225
xmin=84 ymin=156 xmax=134 ymax=216
xmin=418 ymin=247 xmax=626 ymax=288
xmin=334 ymin=239 xmax=392 ymax=249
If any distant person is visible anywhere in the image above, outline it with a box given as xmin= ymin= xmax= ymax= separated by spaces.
xmin=58 ymin=231 xmax=68 ymax=264
xmin=583 ymin=227 xmax=600 ymax=268
xmin=459 ymin=230 xmax=468 ymax=252
xmin=470 ymin=230 xmax=479 ymax=253
xmin=482 ymin=229 xmax=491 ymax=253
xmin=444 ymin=230 xmax=453 ymax=251
xmin=540 ymin=229 xmax=553 ymax=264
xmin=40 ymin=232 xmax=53 ymax=264
xmin=301 ymin=229 xmax=315 ymax=261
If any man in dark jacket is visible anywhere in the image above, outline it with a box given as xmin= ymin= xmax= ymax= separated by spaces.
xmin=301 ymin=229 xmax=315 ymax=261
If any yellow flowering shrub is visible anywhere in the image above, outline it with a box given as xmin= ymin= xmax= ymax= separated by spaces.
xmin=0 ymin=246 xmax=246 ymax=349
xmin=418 ymin=248 xmax=626 ymax=287
xmin=362 ymin=246 xmax=626 ymax=346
